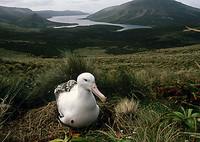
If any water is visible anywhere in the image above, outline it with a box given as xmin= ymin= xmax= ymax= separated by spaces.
xmin=48 ymin=15 xmax=151 ymax=32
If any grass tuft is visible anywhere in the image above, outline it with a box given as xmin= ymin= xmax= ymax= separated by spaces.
xmin=115 ymin=97 xmax=139 ymax=117
xmin=31 ymin=51 xmax=95 ymax=107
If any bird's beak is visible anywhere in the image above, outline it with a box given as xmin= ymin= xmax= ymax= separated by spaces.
xmin=91 ymin=82 xmax=106 ymax=103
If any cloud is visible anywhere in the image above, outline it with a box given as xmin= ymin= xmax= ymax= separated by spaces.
xmin=176 ymin=0 xmax=200 ymax=8
xmin=23 ymin=0 xmax=54 ymax=6
xmin=0 ymin=0 xmax=199 ymax=13
xmin=0 ymin=0 xmax=15 ymax=3
xmin=0 ymin=0 xmax=132 ymax=12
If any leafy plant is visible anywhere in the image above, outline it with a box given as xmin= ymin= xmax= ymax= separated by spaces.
xmin=50 ymin=131 xmax=89 ymax=142
xmin=158 ymin=106 xmax=200 ymax=132
xmin=97 ymin=130 xmax=132 ymax=142
xmin=50 ymin=131 xmax=70 ymax=142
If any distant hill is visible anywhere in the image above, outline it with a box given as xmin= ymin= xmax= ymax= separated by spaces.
xmin=87 ymin=0 xmax=200 ymax=27
xmin=0 ymin=6 xmax=33 ymax=22
xmin=16 ymin=13 xmax=72 ymax=28
xmin=0 ymin=6 xmax=84 ymax=28
xmin=35 ymin=10 xmax=88 ymax=18
xmin=0 ymin=5 xmax=88 ymax=23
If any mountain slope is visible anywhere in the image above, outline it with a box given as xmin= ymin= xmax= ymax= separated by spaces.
xmin=16 ymin=13 xmax=71 ymax=28
xmin=87 ymin=0 xmax=200 ymax=27
xmin=0 ymin=5 xmax=87 ymax=24
xmin=35 ymin=10 xmax=88 ymax=18
xmin=0 ymin=6 xmax=33 ymax=22
xmin=0 ymin=6 xmax=78 ymax=28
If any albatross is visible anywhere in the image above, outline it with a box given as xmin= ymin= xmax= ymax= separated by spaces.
xmin=54 ymin=72 xmax=106 ymax=128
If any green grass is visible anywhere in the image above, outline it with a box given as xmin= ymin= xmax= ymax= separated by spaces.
xmin=0 ymin=75 xmax=27 ymax=129
xmin=0 ymin=48 xmax=199 ymax=141
xmin=0 ymin=22 xmax=40 ymax=33
xmin=0 ymin=23 xmax=200 ymax=57
xmin=0 ymin=24 xmax=200 ymax=141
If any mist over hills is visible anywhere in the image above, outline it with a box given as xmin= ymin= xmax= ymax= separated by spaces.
xmin=87 ymin=0 xmax=200 ymax=27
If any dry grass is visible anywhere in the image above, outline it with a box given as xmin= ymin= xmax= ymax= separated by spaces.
xmin=93 ymin=44 xmax=200 ymax=74
xmin=133 ymin=107 xmax=181 ymax=142
xmin=113 ymin=97 xmax=139 ymax=133
xmin=1 ymin=44 xmax=200 ymax=73
xmin=1 ymin=45 xmax=199 ymax=141
xmin=2 ymin=101 xmax=68 ymax=141
xmin=115 ymin=98 xmax=139 ymax=117
xmin=2 ymin=98 xmax=183 ymax=142
xmin=2 ymin=100 xmax=115 ymax=141
xmin=109 ymin=105 xmax=181 ymax=142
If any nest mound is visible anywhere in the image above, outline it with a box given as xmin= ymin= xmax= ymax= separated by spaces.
xmin=2 ymin=101 xmax=68 ymax=141
xmin=2 ymin=100 xmax=116 ymax=141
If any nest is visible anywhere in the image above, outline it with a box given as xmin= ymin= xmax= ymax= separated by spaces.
xmin=2 ymin=101 xmax=68 ymax=141
xmin=2 ymin=100 xmax=117 ymax=141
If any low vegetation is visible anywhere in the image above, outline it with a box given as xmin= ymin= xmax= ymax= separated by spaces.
xmin=0 ymin=43 xmax=200 ymax=141
xmin=0 ymin=23 xmax=200 ymax=57
xmin=0 ymin=23 xmax=199 ymax=141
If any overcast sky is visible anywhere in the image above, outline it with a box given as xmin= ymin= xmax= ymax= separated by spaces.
xmin=0 ymin=0 xmax=200 ymax=13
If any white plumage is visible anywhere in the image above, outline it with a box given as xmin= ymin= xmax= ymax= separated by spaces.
xmin=54 ymin=72 xmax=106 ymax=128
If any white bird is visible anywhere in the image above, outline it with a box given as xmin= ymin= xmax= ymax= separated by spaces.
xmin=54 ymin=72 xmax=106 ymax=128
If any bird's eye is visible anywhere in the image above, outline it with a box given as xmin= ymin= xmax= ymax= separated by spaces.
xmin=84 ymin=79 xmax=88 ymax=82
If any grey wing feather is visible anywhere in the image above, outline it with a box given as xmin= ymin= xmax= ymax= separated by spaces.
xmin=54 ymin=80 xmax=77 ymax=100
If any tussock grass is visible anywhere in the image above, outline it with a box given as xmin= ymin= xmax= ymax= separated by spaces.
xmin=2 ymin=98 xmax=183 ymax=141
xmin=31 ymin=51 xmax=95 ymax=107
xmin=115 ymin=98 xmax=139 ymax=117
xmin=133 ymin=106 xmax=181 ymax=142
xmin=93 ymin=44 xmax=200 ymax=73
xmin=114 ymin=97 xmax=139 ymax=132
xmin=0 ymin=75 xmax=27 ymax=129
xmin=88 ymin=102 xmax=182 ymax=142
xmin=134 ymin=68 xmax=167 ymax=95
xmin=98 ymin=105 xmax=181 ymax=142
xmin=1 ymin=45 xmax=199 ymax=141
xmin=95 ymin=69 xmax=137 ymax=98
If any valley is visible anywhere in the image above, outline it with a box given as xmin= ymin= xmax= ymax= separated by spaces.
xmin=0 ymin=22 xmax=200 ymax=57
xmin=48 ymin=15 xmax=151 ymax=31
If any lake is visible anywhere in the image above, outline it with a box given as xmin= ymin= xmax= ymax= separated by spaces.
xmin=48 ymin=15 xmax=151 ymax=32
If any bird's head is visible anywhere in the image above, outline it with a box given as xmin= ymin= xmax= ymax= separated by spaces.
xmin=77 ymin=72 xmax=106 ymax=103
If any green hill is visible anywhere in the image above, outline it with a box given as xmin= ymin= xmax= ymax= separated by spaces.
xmin=35 ymin=10 xmax=88 ymax=18
xmin=0 ymin=6 xmax=86 ymax=28
xmin=0 ymin=6 xmax=33 ymax=22
xmin=16 ymin=13 xmax=72 ymax=28
xmin=87 ymin=0 xmax=200 ymax=27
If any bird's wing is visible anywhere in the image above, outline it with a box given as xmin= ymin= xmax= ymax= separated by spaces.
xmin=54 ymin=80 xmax=77 ymax=100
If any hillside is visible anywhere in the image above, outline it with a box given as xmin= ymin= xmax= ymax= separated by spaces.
xmin=35 ymin=10 xmax=88 ymax=18
xmin=1 ymin=43 xmax=200 ymax=141
xmin=16 ymin=13 xmax=71 ymax=28
xmin=0 ymin=6 xmax=87 ymax=28
xmin=0 ymin=6 xmax=33 ymax=22
xmin=87 ymin=0 xmax=200 ymax=27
